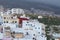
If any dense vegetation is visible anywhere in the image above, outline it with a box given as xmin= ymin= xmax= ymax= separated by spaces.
xmin=38 ymin=16 xmax=60 ymax=25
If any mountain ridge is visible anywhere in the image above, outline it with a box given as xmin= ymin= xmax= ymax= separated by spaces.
xmin=0 ymin=0 xmax=60 ymax=14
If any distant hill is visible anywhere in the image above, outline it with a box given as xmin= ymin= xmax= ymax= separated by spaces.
xmin=0 ymin=0 xmax=60 ymax=14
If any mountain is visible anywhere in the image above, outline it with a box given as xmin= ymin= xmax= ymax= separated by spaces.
xmin=0 ymin=0 xmax=60 ymax=14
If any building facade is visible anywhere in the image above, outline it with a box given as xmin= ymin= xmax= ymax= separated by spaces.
xmin=22 ymin=20 xmax=46 ymax=40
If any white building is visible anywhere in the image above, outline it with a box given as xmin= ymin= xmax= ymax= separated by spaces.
xmin=11 ymin=8 xmax=24 ymax=14
xmin=20 ymin=14 xmax=30 ymax=19
xmin=22 ymin=20 xmax=47 ymax=40
xmin=2 ymin=19 xmax=47 ymax=40
xmin=6 ymin=10 xmax=12 ymax=14
xmin=0 ymin=16 xmax=3 ymax=25
xmin=38 ymin=15 xmax=43 ymax=19
xmin=0 ymin=12 xmax=47 ymax=40
xmin=5 ymin=8 xmax=25 ymax=15
xmin=0 ymin=33 xmax=3 ymax=40
xmin=52 ymin=33 xmax=60 ymax=40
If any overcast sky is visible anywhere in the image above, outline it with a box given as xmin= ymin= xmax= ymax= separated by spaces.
xmin=0 ymin=0 xmax=60 ymax=7
xmin=25 ymin=0 xmax=60 ymax=7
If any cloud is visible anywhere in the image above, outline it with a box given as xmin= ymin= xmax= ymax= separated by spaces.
xmin=25 ymin=0 xmax=60 ymax=7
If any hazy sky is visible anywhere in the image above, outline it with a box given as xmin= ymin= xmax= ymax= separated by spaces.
xmin=0 ymin=0 xmax=60 ymax=7
xmin=25 ymin=0 xmax=60 ymax=7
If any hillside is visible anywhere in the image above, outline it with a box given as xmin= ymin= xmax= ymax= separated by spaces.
xmin=0 ymin=0 xmax=60 ymax=14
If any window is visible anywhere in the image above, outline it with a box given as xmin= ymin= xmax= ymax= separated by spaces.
xmin=4 ymin=17 xmax=6 ymax=19
xmin=42 ymin=36 xmax=43 ymax=37
xmin=1 ymin=28 xmax=3 ymax=33
xmin=12 ymin=21 xmax=14 ymax=23
xmin=26 ymin=32 xmax=29 ymax=35
xmin=6 ymin=21 xmax=8 ymax=23
xmin=4 ymin=21 xmax=8 ymax=23
xmin=26 ymin=24 xmax=27 ymax=26
xmin=42 ymin=28 xmax=44 ymax=30
xmin=13 ymin=31 xmax=15 ymax=34
xmin=4 ymin=21 xmax=5 ymax=23
xmin=27 ymin=22 xmax=29 ymax=23
xmin=33 ymin=34 xmax=35 ymax=36
xmin=15 ymin=21 xmax=17 ymax=23
xmin=35 ymin=27 xmax=37 ymax=29
xmin=26 ymin=24 xmax=33 ymax=27
xmin=11 ymin=17 xmax=13 ymax=19
xmin=38 ymin=32 xmax=40 ymax=34
xmin=34 ymin=25 xmax=35 ymax=27
xmin=16 ymin=25 xmax=18 ymax=28
xmin=33 ymin=37 xmax=36 ymax=40
xmin=30 ymin=24 xmax=32 ymax=26
xmin=38 ymin=27 xmax=40 ymax=29
xmin=42 ymin=33 xmax=45 ymax=35
xmin=12 ymin=35 xmax=15 ymax=38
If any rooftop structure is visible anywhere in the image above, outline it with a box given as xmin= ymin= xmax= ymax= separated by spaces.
xmin=11 ymin=8 xmax=24 ymax=14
